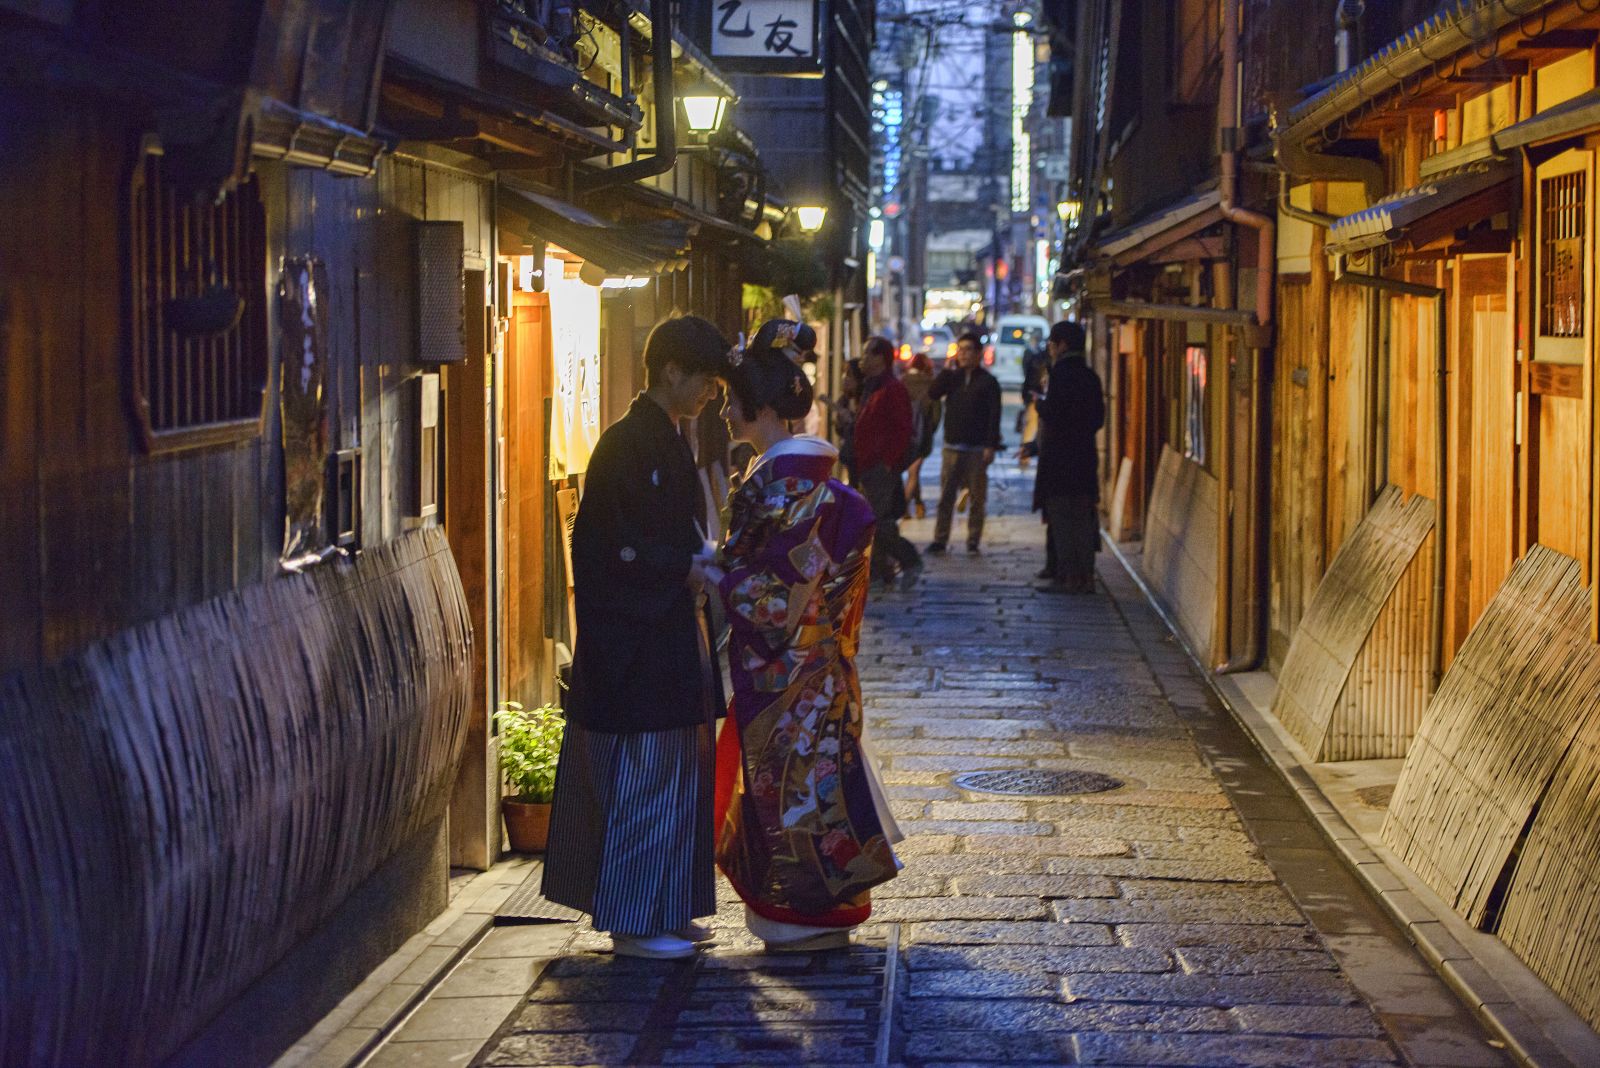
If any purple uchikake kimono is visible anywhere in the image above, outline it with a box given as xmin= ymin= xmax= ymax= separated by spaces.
xmin=713 ymin=436 xmax=902 ymax=928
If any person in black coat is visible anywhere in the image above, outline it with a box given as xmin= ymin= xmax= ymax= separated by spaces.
xmin=542 ymin=315 xmax=730 ymax=961
xmin=1029 ymin=321 xmax=1106 ymax=593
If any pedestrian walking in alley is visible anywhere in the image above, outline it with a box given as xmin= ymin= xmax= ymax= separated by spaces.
xmin=901 ymin=351 xmax=940 ymax=519
xmin=927 ymin=331 xmax=1003 ymax=554
xmin=709 ymin=331 xmax=902 ymax=953
xmin=1027 ymin=320 xmax=1106 ymax=593
xmin=541 ymin=315 xmax=729 ymax=961
xmin=854 ymin=336 xmax=923 ymax=589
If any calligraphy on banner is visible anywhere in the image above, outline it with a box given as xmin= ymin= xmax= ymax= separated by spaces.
xmin=711 ymin=0 xmax=819 ymax=72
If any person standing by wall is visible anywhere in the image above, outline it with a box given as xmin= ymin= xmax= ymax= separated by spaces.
xmin=927 ymin=333 xmax=1003 ymax=554
xmin=1030 ymin=321 xmax=1105 ymax=593
xmin=855 ymin=337 xmax=923 ymax=589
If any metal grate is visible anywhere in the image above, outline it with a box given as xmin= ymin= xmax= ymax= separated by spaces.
xmin=953 ymin=769 xmax=1124 ymax=797
xmin=1356 ymin=784 xmax=1396 ymax=809
xmin=1539 ymin=171 xmax=1585 ymax=338
xmin=497 ymin=862 xmax=585 ymax=925
xmin=129 ymin=148 xmax=268 ymax=452
xmin=415 ymin=220 xmax=466 ymax=363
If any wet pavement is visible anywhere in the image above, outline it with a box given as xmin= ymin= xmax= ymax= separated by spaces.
xmin=367 ymin=456 xmax=1510 ymax=1068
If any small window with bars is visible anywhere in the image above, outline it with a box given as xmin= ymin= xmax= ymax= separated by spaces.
xmin=1539 ymin=171 xmax=1585 ymax=339
xmin=129 ymin=146 xmax=269 ymax=452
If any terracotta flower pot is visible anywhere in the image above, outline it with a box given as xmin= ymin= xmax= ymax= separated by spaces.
xmin=503 ymin=797 xmax=552 ymax=853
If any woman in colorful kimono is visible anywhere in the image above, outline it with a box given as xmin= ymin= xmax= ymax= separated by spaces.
xmin=710 ymin=321 xmax=903 ymax=952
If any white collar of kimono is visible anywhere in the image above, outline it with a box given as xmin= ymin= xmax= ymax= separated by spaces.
xmin=747 ymin=434 xmax=838 ymax=478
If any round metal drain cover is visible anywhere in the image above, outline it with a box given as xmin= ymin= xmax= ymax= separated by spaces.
xmin=953 ymin=769 xmax=1123 ymax=797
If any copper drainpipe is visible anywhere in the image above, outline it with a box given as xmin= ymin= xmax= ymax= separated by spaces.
xmin=1215 ymin=0 xmax=1276 ymax=674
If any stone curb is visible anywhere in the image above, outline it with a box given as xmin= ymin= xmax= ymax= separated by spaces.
xmin=1102 ymin=534 xmax=1600 ymax=1068
xmin=274 ymin=860 xmax=537 ymax=1068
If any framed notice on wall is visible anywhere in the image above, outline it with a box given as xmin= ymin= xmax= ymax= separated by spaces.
xmin=710 ymin=0 xmax=821 ymax=74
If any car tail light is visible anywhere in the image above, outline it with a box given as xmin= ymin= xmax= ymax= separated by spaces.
xmin=983 ymin=344 xmax=995 ymax=366
xmin=898 ymin=343 xmax=911 ymax=362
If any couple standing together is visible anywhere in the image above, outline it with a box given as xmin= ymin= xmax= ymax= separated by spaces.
xmin=541 ymin=315 xmax=902 ymax=960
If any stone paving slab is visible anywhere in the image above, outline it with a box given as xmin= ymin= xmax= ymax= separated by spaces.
xmin=419 ymin=461 xmax=1507 ymax=1068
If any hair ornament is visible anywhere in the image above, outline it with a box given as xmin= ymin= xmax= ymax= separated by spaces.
xmin=726 ymin=343 xmax=745 ymax=368
xmin=770 ymin=323 xmax=797 ymax=350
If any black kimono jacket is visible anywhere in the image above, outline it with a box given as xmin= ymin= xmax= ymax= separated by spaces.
xmin=566 ymin=394 xmax=724 ymax=733
xmin=1033 ymin=355 xmax=1106 ymax=509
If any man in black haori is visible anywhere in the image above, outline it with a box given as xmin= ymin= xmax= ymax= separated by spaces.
xmin=542 ymin=316 xmax=729 ymax=960
xmin=1029 ymin=320 xmax=1106 ymax=593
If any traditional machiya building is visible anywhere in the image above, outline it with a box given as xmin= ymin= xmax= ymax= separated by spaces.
xmin=0 ymin=1 xmax=770 ymax=1064
xmin=1068 ymin=0 xmax=1600 ymax=1041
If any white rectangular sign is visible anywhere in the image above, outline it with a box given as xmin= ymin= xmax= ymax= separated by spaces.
xmin=711 ymin=0 xmax=816 ymax=61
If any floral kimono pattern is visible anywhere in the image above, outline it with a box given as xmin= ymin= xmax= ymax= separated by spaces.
xmin=713 ymin=441 xmax=900 ymax=925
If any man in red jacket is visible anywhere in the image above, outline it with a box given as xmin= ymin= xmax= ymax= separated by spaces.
xmin=855 ymin=337 xmax=924 ymax=589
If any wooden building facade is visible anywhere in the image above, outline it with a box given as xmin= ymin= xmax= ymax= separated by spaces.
xmin=1067 ymin=0 xmax=1600 ymax=1035
xmin=0 ymin=1 xmax=782 ymax=1063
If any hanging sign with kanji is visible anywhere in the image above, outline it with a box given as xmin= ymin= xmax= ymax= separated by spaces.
xmin=710 ymin=0 xmax=820 ymax=73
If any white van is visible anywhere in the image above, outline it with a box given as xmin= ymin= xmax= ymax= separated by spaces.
xmin=987 ymin=315 xmax=1049 ymax=389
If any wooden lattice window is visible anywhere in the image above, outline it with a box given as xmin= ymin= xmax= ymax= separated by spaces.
xmin=129 ymin=147 xmax=269 ymax=452
xmin=1539 ymin=171 xmax=1585 ymax=339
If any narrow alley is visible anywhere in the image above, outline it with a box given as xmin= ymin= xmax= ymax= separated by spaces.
xmin=357 ymin=462 xmax=1507 ymax=1068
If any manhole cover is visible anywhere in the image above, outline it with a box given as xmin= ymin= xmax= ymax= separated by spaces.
xmin=953 ymin=769 xmax=1123 ymax=797
xmin=1356 ymin=784 xmax=1396 ymax=809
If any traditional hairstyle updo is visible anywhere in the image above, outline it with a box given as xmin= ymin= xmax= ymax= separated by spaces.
xmin=750 ymin=318 xmax=817 ymax=357
xmin=727 ymin=345 xmax=814 ymax=422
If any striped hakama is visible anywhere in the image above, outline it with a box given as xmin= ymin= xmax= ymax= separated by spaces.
xmin=540 ymin=719 xmax=717 ymax=935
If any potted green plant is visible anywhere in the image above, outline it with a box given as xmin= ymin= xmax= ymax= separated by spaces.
xmin=494 ymin=701 xmax=565 ymax=853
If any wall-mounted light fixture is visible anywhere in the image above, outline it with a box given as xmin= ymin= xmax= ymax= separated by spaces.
xmin=795 ymin=205 xmax=828 ymax=233
xmin=680 ymin=80 xmax=732 ymax=135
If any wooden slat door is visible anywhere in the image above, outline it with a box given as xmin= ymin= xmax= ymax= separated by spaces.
xmin=1269 ymin=277 xmax=1328 ymax=669
xmin=502 ymin=292 xmax=552 ymax=708
xmin=1460 ymin=258 xmax=1515 ymax=650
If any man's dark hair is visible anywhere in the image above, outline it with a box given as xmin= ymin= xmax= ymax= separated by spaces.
xmin=726 ymin=348 xmax=814 ymax=422
xmin=1049 ymin=320 xmax=1086 ymax=351
xmin=643 ymin=315 xmax=730 ymax=388
xmin=957 ymin=331 xmax=984 ymax=348
xmin=863 ymin=336 xmax=895 ymax=361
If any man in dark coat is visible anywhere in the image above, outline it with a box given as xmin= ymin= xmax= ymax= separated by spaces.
xmin=543 ymin=315 xmax=729 ymax=960
xmin=927 ymin=332 xmax=1004 ymax=553
xmin=1030 ymin=321 xmax=1105 ymax=593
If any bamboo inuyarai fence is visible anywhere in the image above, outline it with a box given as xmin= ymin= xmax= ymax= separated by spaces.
xmin=0 ymin=528 xmax=473 ymax=1067
xmin=1141 ymin=446 xmax=1219 ymax=660
xmin=1498 ymin=679 xmax=1600 ymax=1031
xmin=1272 ymin=486 xmax=1435 ymax=761
xmin=1383 ymin=546 xmax=1596 ymax=927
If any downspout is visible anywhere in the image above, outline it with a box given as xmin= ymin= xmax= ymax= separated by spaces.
xmin=1338 ymin=271 xmax=1449 ymax=692
xmin=585 ymin=0 xmax=676 ymax=192
xmin=1216 ymin=0 xmax=1276 ymax=674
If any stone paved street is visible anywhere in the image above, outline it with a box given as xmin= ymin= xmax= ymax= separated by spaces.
xmin=381 ymin=460 xmax=1510 ymax=1068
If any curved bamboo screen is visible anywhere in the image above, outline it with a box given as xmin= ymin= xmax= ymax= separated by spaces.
xmin=1499 ymin=698 xmax=1600 ymax=1031
xmin=1141 ymin=445 xmax=1219 ymax=660
xmin=1383 ymin=547 xmax=1596 ymax=928
xmin=0 ymin=528 xmax=472 ymax=1067
xmin=1271 ymin=486 xmax=1435 ymax=761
